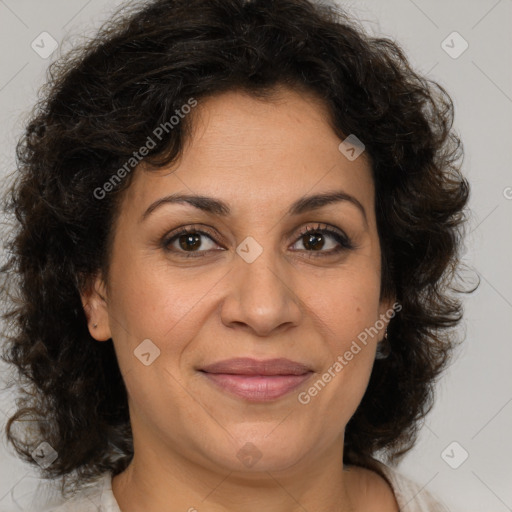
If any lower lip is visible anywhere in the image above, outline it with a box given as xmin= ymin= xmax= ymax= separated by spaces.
xmin=201 ymin=372 xmax=313 ymax=401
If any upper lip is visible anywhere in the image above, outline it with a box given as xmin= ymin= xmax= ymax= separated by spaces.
xmin=199 ymin=357 xmax=313 ymax=376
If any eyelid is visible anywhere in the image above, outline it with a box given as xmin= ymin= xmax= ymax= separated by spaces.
xmin=295 ymin=223 xmax=349 ymax=242
xmin=161 ymin=225 xmax=225 ymax=253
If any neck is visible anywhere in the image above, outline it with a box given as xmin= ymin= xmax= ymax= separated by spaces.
xmin=112 ymin=436 xmax=360 ymax=512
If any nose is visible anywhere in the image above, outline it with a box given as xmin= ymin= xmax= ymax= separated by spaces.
xmin=220 ymin=245 xmax=302 ymax=337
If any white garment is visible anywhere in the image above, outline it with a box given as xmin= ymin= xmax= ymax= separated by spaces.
xmin=26 ymin=463 xmax=450 ymax=512
xmin=378 ymin=462 xmax=451 ymax=511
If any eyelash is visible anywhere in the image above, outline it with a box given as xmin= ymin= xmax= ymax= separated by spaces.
xmin=161 ymin=223 xmax=355 ymax=259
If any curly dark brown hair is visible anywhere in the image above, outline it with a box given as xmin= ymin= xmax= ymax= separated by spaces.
xmin=1 ymin=0 xmax=472 ymax=495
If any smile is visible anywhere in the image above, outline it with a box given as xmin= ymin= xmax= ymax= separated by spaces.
xmin=198 ymin=357 xmax=314 ymax=401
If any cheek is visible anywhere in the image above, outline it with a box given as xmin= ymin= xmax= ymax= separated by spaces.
xmin=106 ymin=259 xmax=212 ymax=423
xmin=107 ymin=253 xmax=226 ymax=368
xmin=299 ymin=266 xmax=381 ymax=401
xmin=314 ymin=293 xmax=378 ymax=385
xmin=307 ymin=265 xmax=382 ymax=344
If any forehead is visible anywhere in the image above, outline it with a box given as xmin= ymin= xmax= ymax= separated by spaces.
xmin=124 ymin=87 xmax=375 ymax=220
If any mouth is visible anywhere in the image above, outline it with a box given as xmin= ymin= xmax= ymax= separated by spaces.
xmin=198 ymin=357 xmax=314 ymax=402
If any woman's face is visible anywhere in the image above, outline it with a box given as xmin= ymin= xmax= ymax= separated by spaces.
xmin=84 ymin=87 xmax=394 ymax=474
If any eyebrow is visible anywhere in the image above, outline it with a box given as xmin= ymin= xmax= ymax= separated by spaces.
xmin=140 ymin=190 xmax=368 ymax=225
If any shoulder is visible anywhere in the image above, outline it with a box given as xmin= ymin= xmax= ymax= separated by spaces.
xmin=345 ymin=461 xmax=450 ymax=512
xmin=346 ymin=465 xmax=400 ymax=512
xmin=32 ymin=472 xmax=120 ymax=512
xmin=374 ymin=461 xmax=451 ymax=512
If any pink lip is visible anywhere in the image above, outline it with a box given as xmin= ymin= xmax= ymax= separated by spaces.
xmin=199 ymin=358 xmax=313 ymax=402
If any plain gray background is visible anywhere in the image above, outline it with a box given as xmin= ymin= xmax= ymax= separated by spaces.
xmin=0 ymin=1 xmax=511 ymax=511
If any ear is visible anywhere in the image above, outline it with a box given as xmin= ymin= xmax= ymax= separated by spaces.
xmin=377 ymin=295 xmax=399 ymax=340
xmin=80 ymin=272 xmax=112 ymax=342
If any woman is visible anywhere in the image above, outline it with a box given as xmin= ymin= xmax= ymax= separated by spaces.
xmin=0 ymin=0 xmax=471 ymax=510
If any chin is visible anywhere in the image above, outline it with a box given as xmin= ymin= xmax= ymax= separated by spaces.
xmin=201 ymin=430 xmax=312 ymax=474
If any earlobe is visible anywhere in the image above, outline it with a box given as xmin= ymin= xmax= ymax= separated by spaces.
xmin=378 ymin=295 xmax=398 ymax=333
xmin=374 ymin=296 xmax=397 ymax=360
xmin=80 ymin=273 xmax=112 ymax=342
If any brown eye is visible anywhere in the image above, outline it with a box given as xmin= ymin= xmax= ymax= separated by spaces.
xmin=163 ymin=227 xmax=222 ymax=258
xmin=291 ymin=224 xmax=354 ymax=256
xmin=301 ymin=231 xmax=326 ymax=251
xmin=178 ymin=232 xmax=202 ymax=251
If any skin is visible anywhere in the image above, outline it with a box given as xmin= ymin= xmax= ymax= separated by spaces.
xmin=82 ymin=86 xmax=399 ymax=512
